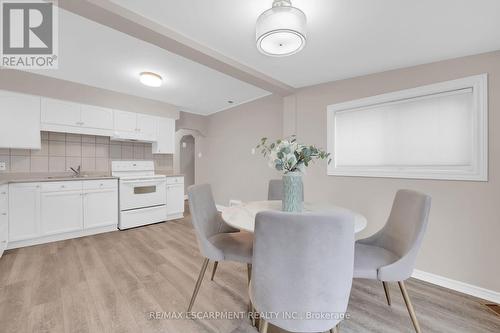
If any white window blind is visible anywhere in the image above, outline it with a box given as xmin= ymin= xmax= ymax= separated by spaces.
xmin=327 ymin=74 xmax=487 ymax=181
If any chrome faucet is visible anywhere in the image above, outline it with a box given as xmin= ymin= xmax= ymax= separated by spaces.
xmin=70 ymin=165 xmax=81 ymax=177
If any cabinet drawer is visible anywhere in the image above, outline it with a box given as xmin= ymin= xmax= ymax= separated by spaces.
xmin=166 ymin=177 xmax=184 ymax=185
xmin=120 ymin=205 xmax=166 ymax=230
xmin=83 ymin=179 xmax=117 ymax=190
xmin=41 ymin=181 xmax=83 ymax=192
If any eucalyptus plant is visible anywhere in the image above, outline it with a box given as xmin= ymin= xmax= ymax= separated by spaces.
xmin=256 ymin=135 xmax=331 ymax=174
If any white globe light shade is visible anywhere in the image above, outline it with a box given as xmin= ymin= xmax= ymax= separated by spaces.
xmin=256 ymin=2 xmax=306 ymax=57
xmin=139 ymin=72 xmax=163 ymax=87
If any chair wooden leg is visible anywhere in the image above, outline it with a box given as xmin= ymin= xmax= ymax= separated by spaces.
xmin=247 ymin=263 xmax=252 ymax=285
xmin=259 ymin=319 xmax=269 ymax=333
xmin=210 ymin=261 xmax=218 ymax=281
xmin=247 ymin=263 xmax=253 ymax=313
xmin=382 ymin=281 xmax=392 ymax=306
xmin=187 ymin=258 xmax=210 ymax=312
xmin=398 ymin=281 xmax=422 ymax=333
xmin=329 ymin=325 xmax=339 ymax=333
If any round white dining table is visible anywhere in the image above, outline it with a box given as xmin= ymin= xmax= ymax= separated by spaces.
xmin=221 ymin=200 xmax=367 ymax=234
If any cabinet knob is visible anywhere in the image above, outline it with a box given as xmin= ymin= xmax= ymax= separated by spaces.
xmin=0 ymin=192 xmax=6 ymax=195
xmin=1 ymin=212 xmax=6 ymax=216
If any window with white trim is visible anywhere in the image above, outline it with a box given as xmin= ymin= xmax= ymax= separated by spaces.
xmin=327 ymin=74 xmax=488 ymax=181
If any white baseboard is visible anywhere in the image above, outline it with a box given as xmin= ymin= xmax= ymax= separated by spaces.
xmin=412 ymin=269 xmax=500 ymax=304
xmin=7 ymin=224 xmax=118 ymax=250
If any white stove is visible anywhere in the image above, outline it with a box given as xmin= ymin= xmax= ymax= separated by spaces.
xmin=112 ymin=161 xmax=167 ymax=230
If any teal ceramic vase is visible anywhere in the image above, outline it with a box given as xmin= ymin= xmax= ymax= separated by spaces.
xmin=282 ymin=171 xmax=303 ymax=212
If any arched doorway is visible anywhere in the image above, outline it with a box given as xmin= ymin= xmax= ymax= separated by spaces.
xmin=179 ymin=135 xmax=195 ymax=194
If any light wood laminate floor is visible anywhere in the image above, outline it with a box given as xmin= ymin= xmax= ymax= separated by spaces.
xmin=0 ymin=206 xmax=499 ymax=333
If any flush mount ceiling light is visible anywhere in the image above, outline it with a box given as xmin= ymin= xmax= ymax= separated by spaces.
xmin=256 ymin=0 xmax=307 ymax=57
xmin=139 ymin=72 xmax=163 ymax=87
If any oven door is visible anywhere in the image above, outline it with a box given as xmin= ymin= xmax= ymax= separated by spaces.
xmin=119 ymin=178 xmax=166 ymax=211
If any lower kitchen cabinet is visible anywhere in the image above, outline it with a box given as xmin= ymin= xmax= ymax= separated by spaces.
xmin=0 ymin=185 xmax=8 ymax=257
xmin=166 ymin=177 xmax=185 ymax=219
xmin=7 ymin=179 xmax=118 ymax=249
xmin=83 ymin=187 xmax=118 ymax=229
xmin=41 ymin=190 xmax=83 ymax=236
xmin=8 ymin=183 xmax=41 ymax=242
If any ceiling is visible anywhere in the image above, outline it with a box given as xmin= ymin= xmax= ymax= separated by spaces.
xmin=30 ymin=8 xmax=271 ymax=115
xmin=109 ymin=0 xmax=500 ymax=88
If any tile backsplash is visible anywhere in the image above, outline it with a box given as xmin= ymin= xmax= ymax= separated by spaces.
xmin=0 ymin=131 xmax=173 ymax=174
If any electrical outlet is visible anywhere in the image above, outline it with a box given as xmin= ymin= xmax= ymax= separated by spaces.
xmin=0 ymin=162 xmax=6 ymax=171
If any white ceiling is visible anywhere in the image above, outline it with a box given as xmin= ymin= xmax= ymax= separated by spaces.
xmin=110 ymin=0 xmax=500 ymax=88
xmin=30 ymin=9 xmax=271 ymax=115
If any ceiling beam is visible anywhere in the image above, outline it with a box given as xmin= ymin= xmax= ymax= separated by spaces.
xmin=57 ymin=0 xmax=296 ymax=96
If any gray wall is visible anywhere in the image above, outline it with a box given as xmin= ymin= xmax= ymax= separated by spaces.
xmin=285 ymin=51 xmax=500 ymax=293
xmin=180 ymin=135 xmax=195 ymax=193
xmin=201 ymin=51 xmax=500 ymax=294
xmin=198 ymin=94 xmax=283 ymax=205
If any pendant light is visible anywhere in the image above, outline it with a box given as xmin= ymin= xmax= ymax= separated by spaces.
xmin=256 ymin=0 xmax=307 ymax=57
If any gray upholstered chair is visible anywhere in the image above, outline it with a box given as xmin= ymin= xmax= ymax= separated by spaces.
xmin=354 ymin=189 xmax=431 ymax=333
xmin=187 ymin=184 xmax=253 ymax=312
xmin=267 ymin=179 xmax=284 ymax=200
xmin=250 ymin=211 xmax=355 ymax=333
xmin=268 ymin=179 xmax=304 ymax=201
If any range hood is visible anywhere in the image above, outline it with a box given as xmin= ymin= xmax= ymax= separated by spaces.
xmin=110 ymin=131 xmax=156 ymax=143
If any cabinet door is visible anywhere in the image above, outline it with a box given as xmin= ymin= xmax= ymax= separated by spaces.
xmin=41 ymin=98 xmax=81 ymax=127
xmin=0 ymin=185 xmax=8 ymax=257
xmin=81 ymin=105 xmax=114 ymax=130
xmin=114 ymin=110 xmax=137 ymax=133
xmin=0 ymin=90 xmax=41 ymax=149
xmin=8 ymin=183 xmax=40 ymax=241
xmin=167 ymin=184 xmax=185 ymax=216
xmin=83 ymin=188 xmax=118 ymax=229
xmin=152 ymin=117 xmax=175 ymax=154
xmin=137 ymin=114 xmax=157 ymax=141
xmin=40 ymin=191 xmax=83 ymax=236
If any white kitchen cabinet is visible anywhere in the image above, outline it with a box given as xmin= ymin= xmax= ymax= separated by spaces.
xmin=0 ymin=185 xmax=8 ymax=257
xmin=113 ymin=110 xmax=137 ymax=135
xmin=83 ymin=187 xmax=118 ymax=229
xmin=137 ymin=114 xmax=158 ymax=141
xmin=41 ymin=98 xmax=81 ymax=127
xmin=152 ymin=117 xmax=175 ymax=154
xmin=166 ymin=181 xmax=184 ymax=219
xmin=0 ymin=90 xmax=41 ymax=149
xmin=7 ymin=179 xmax=118 ymax=249
xmin=41 ymin=189 xmax=83 ymax=236
xmin=112 ymin=110 xmax=158 ymax=142
xmin=8 ymin=183 xmax=41 ymax=242
xmin=41 ymin=98 xmax=114 ymax=136
xmin=80 ymin=105 xmax=114 ymax=130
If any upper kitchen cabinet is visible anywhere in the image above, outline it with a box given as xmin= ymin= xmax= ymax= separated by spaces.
xmin=41 ymin=98 xmax=114 ymax=136
xmin=80 ymin=105 xmax=114 ymax=131
xmin=41 ymin=98 xmax=81 ymax=127
xmin=137 ymin=114 xmax=158 ymax=141
xmin=113 ymin=110 xmax=158 ymax=142
xmin=152 ymin=117 xmax=175 ymax=154
xmin=0 ymin=90 xmax=41 ymax=149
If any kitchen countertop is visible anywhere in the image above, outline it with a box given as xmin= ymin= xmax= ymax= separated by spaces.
xmin=0 ymin=172 xmax=183 ymax=185
xmin=156 ymin=172 xmax=184 ymax=177
xmin=0 ymin=173 xmax=118 ymax=185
